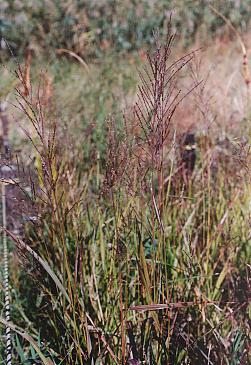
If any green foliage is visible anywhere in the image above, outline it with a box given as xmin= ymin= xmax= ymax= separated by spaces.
xmin=1 ymin=0 xmax=251 ymax=58
xmin=228 ymin=331 xmax=246 ymax=365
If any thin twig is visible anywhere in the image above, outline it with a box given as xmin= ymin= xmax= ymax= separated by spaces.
xmin=2 ymin=182 xmax=12 ymax=365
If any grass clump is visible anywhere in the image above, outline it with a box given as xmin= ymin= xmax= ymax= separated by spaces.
xmin=0 ymin=24 xmax=250 ymax=365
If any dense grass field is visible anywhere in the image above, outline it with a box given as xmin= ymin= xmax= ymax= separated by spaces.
xmin=0 ymin=2 xmax=251 ymax=364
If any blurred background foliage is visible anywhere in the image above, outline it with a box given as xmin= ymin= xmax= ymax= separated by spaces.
xmin=1 ymin=0 xmax=251 ymax=59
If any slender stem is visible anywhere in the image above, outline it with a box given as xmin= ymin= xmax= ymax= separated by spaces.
xmin=2 ymin=182 xmax=12 ymax=365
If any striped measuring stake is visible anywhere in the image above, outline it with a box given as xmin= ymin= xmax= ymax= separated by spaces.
xmin=2 ymin=182 xmax=12 ymax=365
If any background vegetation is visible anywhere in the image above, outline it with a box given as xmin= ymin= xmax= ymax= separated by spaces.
xmin=1 ymin=0 xmax=251 ymax=58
